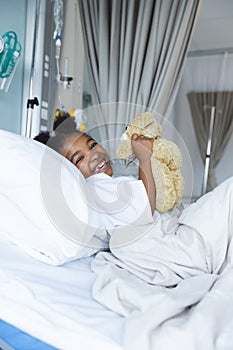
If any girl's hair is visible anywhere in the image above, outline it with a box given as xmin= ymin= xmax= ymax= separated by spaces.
xmin=34 ymin=131 xmax=50 ymax=144
xmin=33 ymin=113 xmax=77 ymax=145
xmin=34 ymin=114 xmax=84 ymax=156
xmin=53 ymin=113 xmax=72 ymax=130
xmin=51 ymin=115 xmax=83 ymax=153
xmin=47 ymin=130 xmax=83 ymax=154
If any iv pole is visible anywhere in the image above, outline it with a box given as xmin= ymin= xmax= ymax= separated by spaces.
xmin=202 ymin=105 xmax=216 ymax=195
xmin=25 ymin=0 xmax=40 ymax=138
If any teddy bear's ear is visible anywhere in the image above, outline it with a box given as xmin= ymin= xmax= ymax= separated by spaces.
xmin=116 ymin=140 xmax=133 ymax=159
xmin=126 ymin=112 xmax=162 ymax=139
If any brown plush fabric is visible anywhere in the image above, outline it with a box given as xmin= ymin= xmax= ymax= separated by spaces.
xmin=116 ymin=112 xmax=184 ymax=212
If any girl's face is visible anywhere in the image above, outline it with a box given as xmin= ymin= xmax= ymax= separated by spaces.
xmin=62 ymin=133 xmax=113 ymax=178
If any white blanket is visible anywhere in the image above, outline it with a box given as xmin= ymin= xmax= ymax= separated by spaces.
xmin=91 ymin=177 xmax=233 ymax=350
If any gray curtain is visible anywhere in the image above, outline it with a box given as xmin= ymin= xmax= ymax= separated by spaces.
xmin=187 ymin=91 xmax=233 ymax=192
xmin=78 ymin=0 xmax=201 ymax=117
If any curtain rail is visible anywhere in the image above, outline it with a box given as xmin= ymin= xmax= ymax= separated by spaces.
xmin=188 ymin=47 xmax=233 ymax=57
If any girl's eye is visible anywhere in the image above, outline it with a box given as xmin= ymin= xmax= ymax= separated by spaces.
xmin=75 ymin=157 xmax=84 ymax=165
xmin=90 ymin=142 xmax=97 ymax=149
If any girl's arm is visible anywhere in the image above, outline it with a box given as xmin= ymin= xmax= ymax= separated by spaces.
xmin=131 ymin=134 xmax=156 ymax=213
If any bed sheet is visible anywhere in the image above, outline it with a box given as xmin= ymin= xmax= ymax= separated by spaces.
xmin=0 ymin=236 xmax=124 ymax=350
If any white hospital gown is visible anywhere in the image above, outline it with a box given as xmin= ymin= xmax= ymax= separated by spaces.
xmin=87 ymin=174 xmax=233 ymax=286
xmin=86 ymin=174 xmax=154 ymax=231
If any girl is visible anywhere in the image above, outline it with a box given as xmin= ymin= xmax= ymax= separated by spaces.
xmin=48 ymin=125 xmax=156 ymax=214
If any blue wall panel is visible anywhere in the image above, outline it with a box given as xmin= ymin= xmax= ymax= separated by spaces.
xmin=0 ymin=0 xmax=27 ymax=134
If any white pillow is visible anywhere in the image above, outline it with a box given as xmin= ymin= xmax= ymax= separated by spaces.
xmin=0 ymin=130 xmax=107 ymax=265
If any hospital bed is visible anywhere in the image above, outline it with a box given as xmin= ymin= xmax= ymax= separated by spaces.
xmin=1 ymin=129 xmax=233 ymax=350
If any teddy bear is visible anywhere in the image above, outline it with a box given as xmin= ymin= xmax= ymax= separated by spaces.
xmin=116 ymin=112 xmax=184 ymax=213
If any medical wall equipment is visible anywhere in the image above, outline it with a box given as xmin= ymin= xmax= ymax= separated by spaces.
xmin=59 ymin=57 xmax=73 ymax=89
xmin=25 ymin=0 xmax=41 ymax=138
xmin=53 ymin=0 xmax=73 ymax=89
xmin=0 ymin=31 xmax=22 ymax=92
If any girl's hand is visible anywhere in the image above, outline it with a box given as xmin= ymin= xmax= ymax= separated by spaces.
xmin=131 ymin=134 xmax=154 ymax=163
